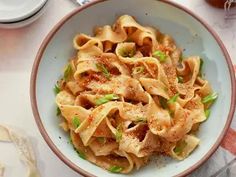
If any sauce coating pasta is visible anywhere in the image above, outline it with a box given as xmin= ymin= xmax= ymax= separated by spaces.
xmin=55 ymin=15 xmax=217 ymax=173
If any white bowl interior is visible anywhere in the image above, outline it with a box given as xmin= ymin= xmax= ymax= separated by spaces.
xmin=35 ymin=0 xmax=232 ymax=176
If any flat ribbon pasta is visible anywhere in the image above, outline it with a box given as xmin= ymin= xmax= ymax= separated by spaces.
xmin=70 ymin=131 xmax=146 ymax=173
xmin=55 ymin=14 xmax=216 ymax=174
xmin=170 ymin=134 xmax=200 ymax=160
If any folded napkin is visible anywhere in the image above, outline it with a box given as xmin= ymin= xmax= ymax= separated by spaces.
xmin=0 ymin=125 xmax=40 ymax=177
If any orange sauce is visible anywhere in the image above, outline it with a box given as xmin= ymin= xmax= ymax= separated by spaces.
xmin=206 ymin=0 xmax=233 ymax=8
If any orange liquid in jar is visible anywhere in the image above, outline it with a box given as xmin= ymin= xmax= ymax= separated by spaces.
xmin=206 ymin=0 xmax=227 ymax=8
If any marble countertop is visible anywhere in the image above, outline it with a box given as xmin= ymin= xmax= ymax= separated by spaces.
xmin=0 ymin=0 xmax=235 ymax=177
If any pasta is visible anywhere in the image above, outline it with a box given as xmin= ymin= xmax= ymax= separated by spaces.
xmin=55 ymin=15 xmax=217 ymax=173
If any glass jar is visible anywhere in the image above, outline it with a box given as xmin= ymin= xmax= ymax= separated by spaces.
xmin=206 ymin=0 xmax=229 ymax=8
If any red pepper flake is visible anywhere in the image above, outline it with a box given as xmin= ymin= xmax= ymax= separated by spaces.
xmin=90 ymin=72 xmax=108 ymax=83
xmin=184 ymin=111 xmax=190 ymax=118
xmin=95 ymin=129 xmax=104 ymax=136
xmin=157 ymin=45 xmax=173 ymax=53
xmin=82 ymin=71 xmax=108 ymax=87
xmin=87 ymin=115 xmax=94 ymax=124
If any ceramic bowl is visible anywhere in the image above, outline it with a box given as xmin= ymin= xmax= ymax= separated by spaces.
xmin=30 ymin=0 xmax=236 ymax=176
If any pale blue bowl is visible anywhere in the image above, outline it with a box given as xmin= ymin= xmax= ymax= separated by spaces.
xmin=30 ymin=0 xmax=236 ymax=176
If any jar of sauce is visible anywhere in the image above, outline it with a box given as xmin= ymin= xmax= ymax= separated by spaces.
xmin=206 ymin=0 xmax=229 ymax=8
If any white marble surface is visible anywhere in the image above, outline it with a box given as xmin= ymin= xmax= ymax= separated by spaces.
xmin=0 ymin=0 xmax=235 ymax=177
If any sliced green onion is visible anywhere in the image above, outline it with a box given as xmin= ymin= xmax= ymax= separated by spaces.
xmin=104 ymin=94 xmax=119 ymax=100
xmin=168 ymin=110 xmax=174 ymax=118
xmin=115 ymin=124 xmax=122 ymax=142
xmin=95 ymin=97 xmax=109 ymax=105
xmin=122 ymin=49 xmax=135 ymax=57
xmin=168 ymin=93 xmax=180 ymax=104
xmin=126 ymin=37 xmax=133 ymax=42
xmin=109 ymin=166 xmax=123 ymax=173
xmin=70 ymin=137 xmax=86 ymax=159
xmin=95 ymin=94 xmax=119 ymax=106
xmin=198 ymin=58 xmax=204 ymax=77
xmin=205 ymin=109 xmax=211 ymax=119
xmin=96 ymin=63 xmax=110 ymax=79
xmin=78 ymin=151 xmax=86 ymax=159
xmin=56 ymin=107 xmax=61 ymax=116
xmin=115 ymin=131 xmax=122 ymax=142
xmin=180 ymin=55 xmax=184 ymax=62
xmin=64 ymin=64 xmax=73 ymax=81
xmin=152 ymin=50 xmax=167 ymax=62
xmin=159 ymin=97 xmax=168 ymax=109
xmin=72 ymin=116 xmax=80 ymax=128
xmin=177 ymin=76 xmax=184 ymax=83
xmin=54 ymin=84 xmax=60 ymax=94
xmin=69 ymin=136 xmax=72 ymax=144
xmin=74 ymin=147 xmax=86 ymax=159
xmin=132 ymin=66 xmax=145 ymax=75
xmin=136 ymin=117 xmax=146 ymax=122
xmin=173 ymin=140 xmax=187 ymax=155
xmin=97 ymin=137 xmax=106 ymax=144
xmin=202 ymin=92 xmax=218 ymax=104
xmin=129 ymin=50 xmax=135 ymax=57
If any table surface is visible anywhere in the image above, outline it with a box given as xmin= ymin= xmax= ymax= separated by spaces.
xmin=0 ymin=0 xmax=235 ymax=177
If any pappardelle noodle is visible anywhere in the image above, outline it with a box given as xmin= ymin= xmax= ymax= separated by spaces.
xmin=55 ymin=15 xmax=217 ymax=173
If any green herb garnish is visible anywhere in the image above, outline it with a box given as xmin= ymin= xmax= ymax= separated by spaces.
xmin=202 ymin=92 xmax=218 ymax=104
xmin=152 ymin=50 xmax=167 ymax=62
xmin=109 ymin=166 xmax=123 ymax=173
xmin=122 ymin=49 xmax=135 ymax=57
xmin=168 ymin=93 xmax=180 ymax=104
xmin=64 ymin=64 xmax=73 ymax=81
xmin=137 ymin=117 xmax=147 ymax=122
xmin=199 ymin=58 xmax=204 ymax=74
xmin=74 ymin=147 xmax=86 ymax=159
xmin=115 ymin=131 xmax=122 ymax=142
xmin=69 ymin=136 xmax=72 ymax=144
xmin=180 ymin=55 xmax=184 ymax=62
xmin=54 ymin=84 xmax=60 ymax=94
xmin=115 ymin=124 xmax=122 ymax=142
xmin=174 ymin=140 xmax=187 ymax=155
xmin=205 ymin=109 xmax=211 ymax=119
xmin=95 ymin=94 xmax=119 ymax=106
xmin=96 ymin=63 xmax=110 ymax=79
xmin=72 ymin=116 xmax=80 ymax=128
xmin=136 ymin=117 xmax=146 ymax=122
xmin=126 ymin=37 xmax=133 ymax=42
xmin=104 ymin=94 xmax=119 ymax=100
xmin=78 ymin=151 xmax=86 ymax=159
xmin=177 ymin=76 xmax=184 ymax=83
xmin=168 ymin=110 xmax=174 ymax=118
xmin=97 ymin=137 xmax=106 ymax=144
xmin=56 ymin=107 xmax=61 ymax=116
xmin=159 ymin=97 xmax=168 ymax=109
xmin=132 ymin=66 xmax=144 ymax=75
